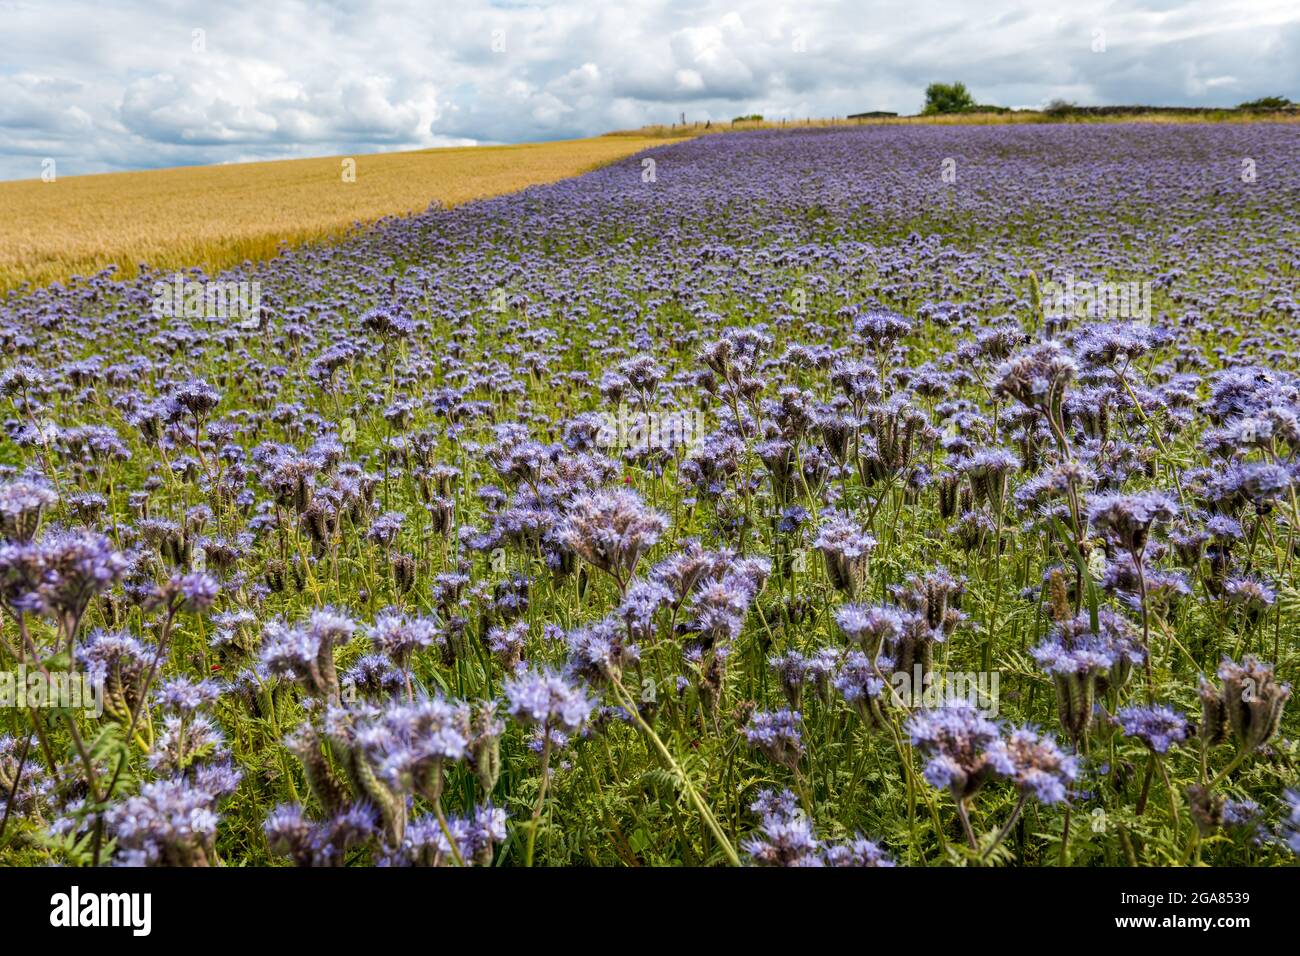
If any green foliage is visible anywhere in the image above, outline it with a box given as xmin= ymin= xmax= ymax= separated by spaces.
xmin=923 ymin=82 xmax=976 ymax=115
xmin=1238 ymin=96 xmax=1293 ymax=110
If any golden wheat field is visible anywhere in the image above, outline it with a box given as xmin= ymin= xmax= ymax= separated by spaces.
xmin=0 ymin=134 xmax=686 ymax=291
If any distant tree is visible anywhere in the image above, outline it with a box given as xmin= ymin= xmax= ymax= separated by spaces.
xmin=1238 ymin=96 xmax=1292 ymax=110
xmin=1043 ymin=99 xmax=1077 ymax=118
xmin=922 ymin=82 xmax=975 ymax=115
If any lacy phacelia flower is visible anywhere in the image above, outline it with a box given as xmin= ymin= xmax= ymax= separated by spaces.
xmin=742 ymin=788 xmax=893 ymax=867
xmin=0 ymin=540 xmax=47 ymax=614
xmin=907 ymin=702 xmax=1005 ymax=801
xmin=342 ymin=654 xmax=405 ymax=699
xmin=503 ymin=666 xmax=595 ymax=732
xmin=31 ymin=529 xmax=129 ymax=637
xmin=148 ymin=713 xmax=229 ymax=775
xmin=854 ymin=307 xmax=912 ymax=350
xmin=768 ymin=649 xmax=809 ymax=708
xmin=368 ymin=608 xmax=440 ymax=670
xmin=1114 ymin=704 xmax=1188 ymax=754
xmin=260 ymin=607 xmax=357 ymax=701
xmin=834 ymin=603 xmax=903 ymax=657
xmin=154 ymin=677 xmax=223 ymax=714
xmin=559 ymin=489 xmax=668 ymax=587
xmin=106 ymin=770 xmax=240 ymax=866
xmin=742 ymin=788 xmax=817 ymax=866
xmin=264 ymin=802 xmax=378 ymax=867
xmin=1224 ymin=576 xmax=1276 ymax=621
xmin=617 ymin=579 xmax=673 ymax=640
xmin=1031 ymin=610 xmax=1144 ymax=740
xmin=1087 ymin=491 xmax=1179 ymax=553
xmin=824 ymin=836 xmax=895 ymax=867
xmin=834 ymin=650 xmax=892 ymax=728
xmin=1283 ymin=791 xmax=1300 ymax=856
xmin=486 ymin=620 xmax=529 ymax=671
xmin=165 ymin=572 xmax=220 ymax=613
xmin=565 ymin=617 xmax=639 ymax=684
xmin=382 ymin=804 xmax=508 ymax=867
xmin=743 ymin=807 xmax=821 ymax=866
xmin=892 ymin=566 xmax=965 ymax=638
xmin=989 ymin=727 xmax=1077 ymax=804
xmin=994 ymin=340 xmax=1076 ymax=412
xmin=0 ymin=734 xmax=50 ymax=820
xmin=648 ymin=540 xmax=732 ymax=604
xmin=76 ymin=628 xmax=151 ymax=720
xmin=688 ymin=577 xmax=750 ymax=645
xmin=744 ymin=708 xmax=804 ymax=770
xmin=354 ymin=696 xmax=472 ymax=803
xmin=0 ymin=477 xmax=58 ymax=542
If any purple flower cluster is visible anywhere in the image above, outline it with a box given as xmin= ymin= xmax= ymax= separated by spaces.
xmin=742 ymin=789 xmax=893 ymax=867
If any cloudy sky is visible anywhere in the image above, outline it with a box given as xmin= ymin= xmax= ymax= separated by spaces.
xmin=1 ymin=0 xmax=1296 ymax=180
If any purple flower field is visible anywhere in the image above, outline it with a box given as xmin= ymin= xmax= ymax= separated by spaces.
xmin=2 ymin=122 xmax=1299 ymax=866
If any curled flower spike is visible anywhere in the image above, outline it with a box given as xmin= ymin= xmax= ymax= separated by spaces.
xmin=260 ymin=607 xmax=357 ymax=701
xmin=1031 ymin=610 xmax=1143 ymax=741
xmin=814 ymin=514 xmax=875 ymax=598
xmin=1202 ymin=657 xmax=1291 ymax=753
